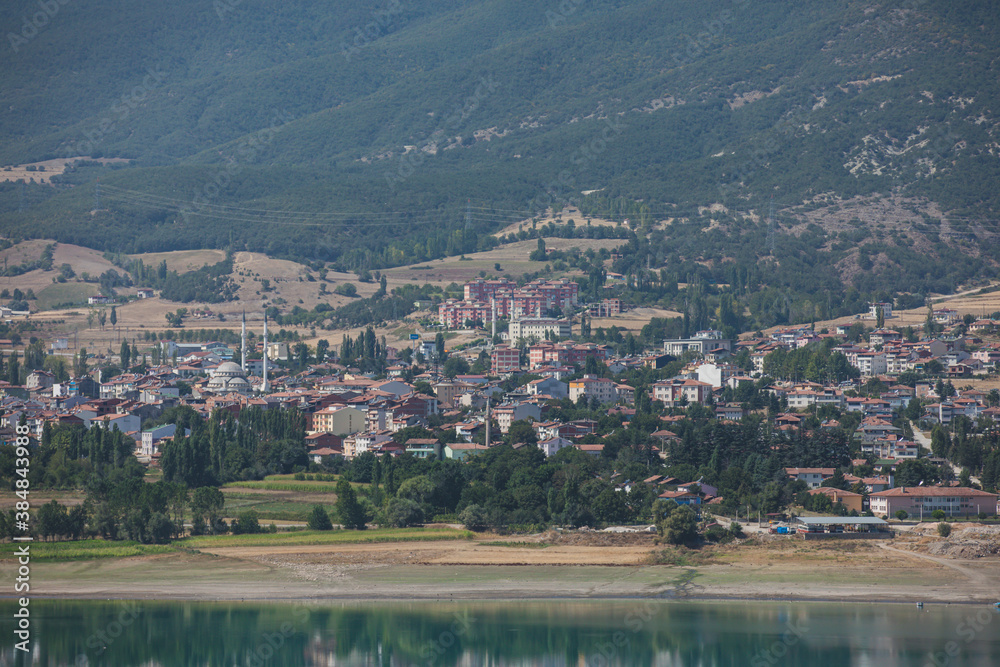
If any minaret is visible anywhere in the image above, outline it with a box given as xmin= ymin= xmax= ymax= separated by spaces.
xmin=240 ymin=311 xmax=247 ymax=373
xmin=485 ymin=397 xmax=491 ymax=448
xmin=491 ymin=298 xmax=497 ymax=342
xmin=261 ymin=312 xmax=270 ymax=393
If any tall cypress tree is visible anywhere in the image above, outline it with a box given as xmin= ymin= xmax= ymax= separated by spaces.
xmin=336 ymin=479 xmax=367 ymax=530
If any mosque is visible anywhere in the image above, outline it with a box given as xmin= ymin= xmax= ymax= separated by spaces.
xmin=204 ymin=312 xmax=271 ymax=395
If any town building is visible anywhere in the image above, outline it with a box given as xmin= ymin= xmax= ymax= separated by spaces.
xmin=869 ymin=487 xmax=997 ymax=518
xmin=568 ymin=376 xmax=618 ymax=405
xmin=491 ymin=345 xmax=521 ymax=375
xmin=509 ymin=317 xmax=572 ymax=341
xmin=651 ymin=379 xmax=713 ymax=406
xmin=311 ymin=406 xmax=366 ymax=436
xmin=663 ymin=330 xmax=732 ymax=357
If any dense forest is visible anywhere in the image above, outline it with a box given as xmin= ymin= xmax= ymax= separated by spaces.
xmin=2 ymin=0 xmax=1000 ymax=291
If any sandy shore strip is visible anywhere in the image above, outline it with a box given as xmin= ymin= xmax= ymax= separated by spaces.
xmin=5 ymin=537 xmax=999 ymax=604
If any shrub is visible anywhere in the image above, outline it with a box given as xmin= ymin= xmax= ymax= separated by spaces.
xmin=937 ymin=522 xmax=952 ymax=538
xmin=334 ymin=283 xmax=357 ymax=297
xmin=704 ymin=525 xmax=729 ymax=543
xmin=459 ymin=504 xmax=488 ymax=531
xmin=147 ymin=513 xmax=174 ymax=544
xmin=386 ymin=498 xmax=424 ymax=528
xmin=661 ymin=506 xmax=698 ymax=545
xmin=894 ymin=510 xmax=908 ymax=521
xmin=232 ymin=510 xmax=262 ymax=535
xmin=307 ymin=505 xmax=333 ymax=531
xmin=931 ymin=509 xmax=946 ymax=521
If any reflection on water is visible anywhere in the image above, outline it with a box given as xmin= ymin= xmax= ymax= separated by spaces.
xmin=0 ymin=599 xmax=998 ymax=666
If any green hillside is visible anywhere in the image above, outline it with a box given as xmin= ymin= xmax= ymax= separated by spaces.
xmin=2 ymin=0 xmax=1000 ymax=297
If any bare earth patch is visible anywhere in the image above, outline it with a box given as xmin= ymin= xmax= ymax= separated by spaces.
xmin=0 ymin=157 xmax=128 ymax=185
xmin=11 ymin=529 xmax=998 ymax=602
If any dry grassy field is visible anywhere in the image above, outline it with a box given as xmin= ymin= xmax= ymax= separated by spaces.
xmin=128 ymin=249 xmax=227 ymax=273
xmin=382 ymin=238 xmax=625 ymax=287
xmin=590 ymin=307 xmax=683 ymax=333
xmin=0 ymin=157 xmax=128 ymax=185
xmin=19 ymin=235 xmax=1000 ymax=361
xmin=7 ymin=526 xmax=998 ymax=602
xmin=766 ymin=283 xmax=1000 ymax=338
xmin=491 ymin=206 xmax=624 ymax=238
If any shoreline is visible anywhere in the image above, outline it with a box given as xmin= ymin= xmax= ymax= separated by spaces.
xmin=16 ymin=592 xmax=996 ymax=606
xmin=4 ymin=533 xmax=998 ymax=607
xmin=5 ymin=559 xmax=998 ymax=606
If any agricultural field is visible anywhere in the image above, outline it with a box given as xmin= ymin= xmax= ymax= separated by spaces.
xmin=222 ymin=493 xmax=327 ymax=523
xmin=224 ymin=480 xmax=341 ymax=493
xmin=0 ymin=540 xmax=173 ymax=562
xmin=0 ymin=528 xmax=474 ymax=562
xmin=34 ymin=282 xmax=99 ymax=311
xmin=221 ymin=474 xmax=370 ymax=522
xmin=180 ymin=527 xmax=473 ymax=549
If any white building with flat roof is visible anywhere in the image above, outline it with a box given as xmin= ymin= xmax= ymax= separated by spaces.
xmin=509 ymin=317 xmax=572 ymax=341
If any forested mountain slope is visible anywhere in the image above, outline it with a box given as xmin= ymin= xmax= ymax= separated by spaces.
xmin=2 ymin=0 xmax=999 ymax=291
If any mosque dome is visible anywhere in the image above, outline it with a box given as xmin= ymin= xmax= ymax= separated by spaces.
xmin=206 ymin=361 xmax=251 ymax=394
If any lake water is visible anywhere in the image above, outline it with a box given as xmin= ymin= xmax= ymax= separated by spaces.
xmin=1 ymin=599 xmax=998 ymax=666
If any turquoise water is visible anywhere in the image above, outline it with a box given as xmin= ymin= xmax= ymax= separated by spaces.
xmin=1 ymin=600 xmax=998 ymax=666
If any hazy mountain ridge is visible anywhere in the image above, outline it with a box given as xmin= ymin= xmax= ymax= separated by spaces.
xmin=2 ymin=0 xmax=999 ymax=282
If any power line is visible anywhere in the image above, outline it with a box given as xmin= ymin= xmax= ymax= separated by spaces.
xmin=96 ymin=184 xmax=540 ymax=232
xmin=100 ymin=191 xmax=457 ymax=228
xmin=99 ymin=186 xmax=435 ymax=220
xmin=91 ymin=184 xmax=1000 ymax=238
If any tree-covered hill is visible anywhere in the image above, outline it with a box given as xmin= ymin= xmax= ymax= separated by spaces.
xmin=2 ymin=0 xmax=1000 ymax=288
